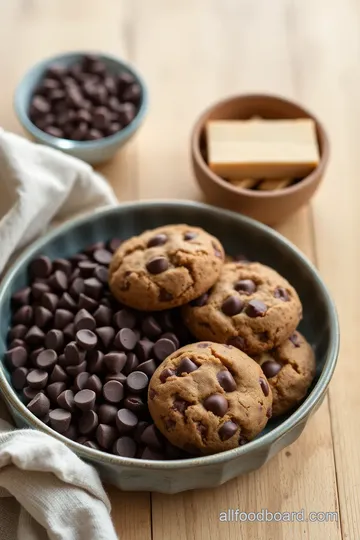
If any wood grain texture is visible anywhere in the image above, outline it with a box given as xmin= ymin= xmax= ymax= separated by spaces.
xmin=0 ymin=0 xmax=356 ymax=539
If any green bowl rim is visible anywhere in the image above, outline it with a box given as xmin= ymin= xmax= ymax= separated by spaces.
xmin=13 ymin=50 xmax=148 ymax=150
xmin=0 ymin=200 xmax=340 ymax=470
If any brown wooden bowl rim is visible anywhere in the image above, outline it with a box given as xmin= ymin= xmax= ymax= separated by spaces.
xmin=191 ymin=93 xmax=330 ymax=199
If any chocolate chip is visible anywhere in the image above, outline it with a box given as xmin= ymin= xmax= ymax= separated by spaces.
xmin=8 ymin=325 xmax=27 ymax=341
xmin=222 ymin=296 xmax=244 ymax=316
xmin=83 ymin=277 xmax=103 ymax=300
xmin=113 ymin=436 xmax=137 ymax=457
xmin=147 ymin=233 xmax=168 ymax=247
xmin=173 ymin=397 xmax=189 ymax=413
xmin=66 ymin=361 xmax=87 ymax=377
xmin=140 ymin=424 xmax=163 ymax=450
xmin=74 ymin=389 xmax=96 ymax=411
xmin=160 ymin=368 xmax=176 ymax=383
xmin=58 ymin=293 xmax=77 ymax=311
xmin=93 ymin=305 xmax=112 ymax=326
xmin=93 ymin=249 xmax=112 ymax=265
xmin=12 ymin=367 xmax=28 ymax=390
xmin=148 ymin=388 xmax=156 ymax=400
xmin=57 ymin=389 xmax=75 ymax=411
xmin=141 ymin=316 xmax=162 ymax=339
xmin=159 ymin=289 xmax=173 ymax=302
xmin=27 ymin=392 xmax=50 ymax=418
xmin=69 ymin=278 xmax=85 ymax=299
xmin=53 ymin=258 xmax=72 ymax=275
xmin=64 ymin=341 xmax=85 ymax=365
xmin=103 ymin=380 xmax=124 ymax=403
xmin=234 ymin=279 xmax=256 ymax=295
xmin=203 ymin=394 xmax=228 ymax=416
xmin=266 ymin=407 xmax=272 ymax=418
xmin=245 ymin=299 xmax=268 ymax=318
xmin=74 ymin=309 xmax=95 ymax=331
xmin=146 ymin=257 xmax=169 ymax=274
xmin=227 ymin=336 xmax=245 ymax=350
xmin=27 ymin=369 xmax=48 ymax=389
xmin=289 ymin=333 xmax=301 ymax=348
xmin=41 ymin=293 xmax=59 ymax=312
xmin=54 ymin=309 xmax=74 ymax=330
xmin=126 ymin=371 xmax=148 ymax=393
xmin=79 ymin=410 xmax=99 ymax=435
xmin=32 ymin=282 xmax=50 ymax=300
xmin=49 ymin=365 xmax=68 ymax=384
xmin=47 ymin=381 xmax=66 ymax=402
xmin=184 ymin=231 xmax=198 ymax=240
xmin=116 ymin=408 xmax=138 ymax=432
xmin=30 ymin=256 xmax=52 ymax=278
xmin=87 ymin=350 xmax=104 ymax=374
xmin=259 ymin=378 xmax=269 ymax=396
xmin=135 ymin=339 xmax=154 ymax=362
xmin=114 ymin=309 xmax=136 ymax=329
xmin=108 ymin=238 xmax=122 ymax=253
xmin=98 ymin=404 xmax=118 ymax=425
xmin=124 ymin=395 xmax=146 ymax=413
xmin=76 ymin=329 xmax=97 ymax=350
xmin=262 ymin=360 xmax=282 ymax=378
xmin=94 ymin=265 xmax=109 ymax=284
xmin=239 ymin=435 xmax=248 ymax=446
xmin=153 ymin=338 xmax=176 ymax=362
xmin=85 ymin=374 xmax=103 ymax=395
xmin=274 ymin=287 xmax=290 ymax=301
xmin=48 ymin=270 xmax=68 ymax=292
xmin=13 ymin=305 xmax=33 ymax=325
xmin=177 ymin=357 xmax=198 ymax=375
xmin=114 ymin=328 xmax=138 ymax=352
xmin=12 ymin=287 xmax=31 ymax=306
xmin=103 ymin=352 xmax=127 ymax=373
xmin=45 ymin=329 xmax=64 ymax=351
xmin=36 ymin=349 xmax=57 ymax=371
xmin=63 ymin=324 xmax=75 ymax=342
xmin=137 ymin=359 xmax=156 ymax=377
xmin=190 ymin=293 xmax=209 ymax=307
xmin=78 ymin=293 xmax=98 ymax=312
xmin=161 ymin=332 xmax=179 ymax=349
xmin=96 ymin=424 xmax=117 ymax=449
xmin=123 ymin=352 xmax=139 ymax=375
xmin=49 ymin=409 xmax=72 ymax=433
xmin=5 ymin=346 xmax=28 ymax=371
xmin=219 ymin=420 xmax=238 ymax=441
xmin=96 ymin=327 xmax=116 ymax=348
xmin=217 ymin=370 xmax=236 ymax=392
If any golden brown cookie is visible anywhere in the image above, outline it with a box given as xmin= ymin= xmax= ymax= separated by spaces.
xmin=108 ymin=224 xmax=224 ymax=311
xmin=148 ymin=342 xmax=272 ymax=455
xmin=254 ymin=331 xmax=315 ymax=416
xmin=182 ymin=262 xmax=302 ymax=355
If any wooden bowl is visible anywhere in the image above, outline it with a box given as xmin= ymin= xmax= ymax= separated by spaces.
xmin=191 ymin=94 xmax=330 ymax=225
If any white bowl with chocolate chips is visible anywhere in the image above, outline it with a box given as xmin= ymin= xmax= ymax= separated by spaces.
xmin=0 ymin=201 xmax=339 ymax=492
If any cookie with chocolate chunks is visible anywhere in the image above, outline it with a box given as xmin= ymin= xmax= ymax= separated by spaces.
xmin=254 ymin=331 xmax=315 ymax=417
xmin=183 ymin=262 xmax=302 ymax=355
xmin=148 ymin=341 xmax=272 ymax=455
xmin=108 ymin=224 xmax=224 ymax=311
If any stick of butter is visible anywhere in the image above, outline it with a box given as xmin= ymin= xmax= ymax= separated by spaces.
xmin=206 ymin=119 xmax=320 ymax=179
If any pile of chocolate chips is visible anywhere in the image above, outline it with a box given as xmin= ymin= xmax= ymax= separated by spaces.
xmin=5 ymin=239 xmax=193 ymax=460
xmin=29 ymin=54 xmax=141 ymax=141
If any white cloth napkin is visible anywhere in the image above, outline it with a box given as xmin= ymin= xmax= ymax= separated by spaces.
xmin=0 ymin=128 xmax=117 ymax=273
xmin=0 ymin=130 xmax=119 ymax=539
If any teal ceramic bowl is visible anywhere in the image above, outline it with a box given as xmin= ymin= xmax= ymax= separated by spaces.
xmin=0 ymin=201 xmax=339 ymax=493
xmin=14 ymin=51 xmax=148 ymax=164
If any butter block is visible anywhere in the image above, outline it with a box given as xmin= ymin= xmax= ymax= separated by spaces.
xmin=206 ymin=119 xmax=320 ymax=179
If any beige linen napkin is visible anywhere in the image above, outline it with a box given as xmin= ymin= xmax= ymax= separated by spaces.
xmin=0 ymin=130 xmax=118 ymax=539
xmin=0 ymin=128 xmax=117 ymax=273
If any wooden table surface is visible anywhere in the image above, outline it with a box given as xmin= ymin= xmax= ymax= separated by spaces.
xmin=1 ymin=1 xmax=358 ymax=539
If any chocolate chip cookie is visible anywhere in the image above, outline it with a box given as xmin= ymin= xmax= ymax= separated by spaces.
xmin=254 ymin=331 xmax=316 ymax=416
xmin=148 ymin=342 xmax=272 ymax=455
xmin=182 ymin=262 xmax=302 ymax=355
xmin=109 ymin=225 xmax=224 ymax=311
